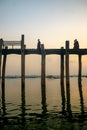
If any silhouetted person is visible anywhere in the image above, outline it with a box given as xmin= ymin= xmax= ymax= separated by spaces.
xmin=0 ymin=38 xmax=4 ymax=47
xmin=0 ymin=38 xmax=3 ymax=44
xmin=37 ymin=39 xmax=41 ymax=50
xmin=73 ymin=39 xmax=79 ymax=49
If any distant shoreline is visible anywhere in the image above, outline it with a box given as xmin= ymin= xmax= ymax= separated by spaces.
xmin=0 ymin=74 xmax=87 ymax=79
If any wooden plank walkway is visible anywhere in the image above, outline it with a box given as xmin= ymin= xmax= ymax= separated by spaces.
xmin=2 ymin=48 xmax=87 ymax=55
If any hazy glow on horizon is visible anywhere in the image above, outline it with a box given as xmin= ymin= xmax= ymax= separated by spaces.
xmin=0 ymin=0 xmax=87 ymax=48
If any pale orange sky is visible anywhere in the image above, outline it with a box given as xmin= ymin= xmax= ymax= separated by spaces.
xmin=0 ymin=0 xmax=87 ymax=49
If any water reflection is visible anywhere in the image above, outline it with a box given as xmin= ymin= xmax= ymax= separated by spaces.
xmin=41 ymin=78 xmax=47 ymax=115
xmin=1 ymin=83 xmax=8 ymax=127
xmin=1 ymin=78 xmax=86 ymax=118
xmin=1 ymin=77 xmax=87 ymax=130
xmin=78 ymin=77 xmax=84 ymax=116
xmin=21 ymin=83 xmax=26 ymax=126
xmin=1 ymin=83 xmax=6 ymax=116
xmin=66 ymin=79 xmax=72 ymax=118
xmin=60 ymin=80 xmax=65 ymax=114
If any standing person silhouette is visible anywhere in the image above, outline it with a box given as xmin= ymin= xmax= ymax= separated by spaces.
xmin=37 ymin=39 xmax=41 ymax=50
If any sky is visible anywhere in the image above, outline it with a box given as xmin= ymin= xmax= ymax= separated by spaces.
xmin=0 ymin=0 xmax=87 ymax=49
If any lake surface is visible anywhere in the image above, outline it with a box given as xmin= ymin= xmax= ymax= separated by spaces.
xmin=0 ymin=77 xmax=87 ymax=130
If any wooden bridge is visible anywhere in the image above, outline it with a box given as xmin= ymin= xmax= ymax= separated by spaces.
xmin=0 ymin=34 xmax=87 ymax=116
xmin=0 ymin=34 xmax=87 ymax=85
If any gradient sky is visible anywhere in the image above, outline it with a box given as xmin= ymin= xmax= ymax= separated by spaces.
xmin=0 ymin=0 xmax=87 ymax=49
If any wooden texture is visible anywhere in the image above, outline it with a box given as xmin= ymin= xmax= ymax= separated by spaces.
xmin=41 ymin=44 xmax=46 ymax=86
xmin=60 ymin=48 xmax=64 ymax=85
xmin=0 ymin=39 xmax=3 ymax=78
xmin=2 ymin=48 xmax=87 ymax=55
xmin=65 ymin=41 xmax=71 ymax=115
xmin=78 ymin=55 xmax=82 ymax=78
xmin=2 ymin=47 xmax=7 ymax=86
xmin=65 ymin=41 xmax=70 ymax=84
xmin=21 ymin=35 xmax=25 ymax=86
xmin=60 ymin=48 xmax=65 ymax=113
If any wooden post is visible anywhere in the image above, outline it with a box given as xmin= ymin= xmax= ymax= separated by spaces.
xmin=40 ymin=44 xmax=47 ymax=114
xmin=21 ymin=35 xmax=26 ymax=124
xmin=41 ymin=44 xmax=46 ymax=86
xmin=0 ymin=39 xmax=3 ymax=78
xmin=65 ymin=41 xmax=70 ymax=85
xmin=60 ymin=47 xmax=65 ymax=113
xmin=60 ymin=47 xmax=64 ymax=86
xmin=65 ymin=41 xmax=72 ymax=115
xmin=2 ymin=47 xmax=7 ymax=86
xmin=21 ymin=35 xmax=25 ymax=86
xmin=78 ymin=55 xmax=82 ymax=79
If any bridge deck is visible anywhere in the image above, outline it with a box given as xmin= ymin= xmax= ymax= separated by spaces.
xmin=2 ymin=48 xmax=87 ymax=55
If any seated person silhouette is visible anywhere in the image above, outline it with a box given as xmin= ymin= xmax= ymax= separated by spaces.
xmin=73 ymin=39 xmax=79 ymax=49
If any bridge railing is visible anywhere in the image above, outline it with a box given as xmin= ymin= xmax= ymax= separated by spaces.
xmin=3 ymin=41 xmax=21 ymax=48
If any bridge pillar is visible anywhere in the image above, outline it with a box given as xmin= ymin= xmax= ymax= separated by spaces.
xmin=60 ymin=47 xmax=64 ymax=85
xmin=2 ymin=47 xmax=7 ymax=86
xmin=21 ymin=35 xmax=25 ymax=86
xmin=60 ymin=47 xmax=65 ymax=113
xmin=0 ymin=39 xmax=3 ymax=78
xmin=65 ymin=41 xmax=70 ymax=85
xmin=41 ymin=44 xmax=46 ymax=86
xmin=78 ymin=54 xmax=82 ymax=80
xmin=65 ymin=41 xmax=72 ymax=115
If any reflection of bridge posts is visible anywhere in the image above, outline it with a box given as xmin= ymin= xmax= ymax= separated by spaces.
xmin=60 ymin=82 xmax=65 ymax=114
xmin=66 ymin=83 xmax=72 ymax=115
xmin=60 ymin=49 xmax=65 ymax=114
xmin=78 ymin=78 xmax=84 ymax=116
xmin=41 ymin=77 xmax=47 ymax=115
xmin=2 ymin=47 xmax=7 ymax=86
xmin=65 ymin=41 xmax=72 ymax=116
xmin=78 ymin=54 xmax=84 ymax=115
xmin=21 ymin=83 xmax=26 ymax=126
xmin=1 ymin=83 xmax=7 ymax=122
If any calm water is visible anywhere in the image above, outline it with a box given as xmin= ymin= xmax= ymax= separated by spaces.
xmin=0 ymin=77 xmax=87 ymax=130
